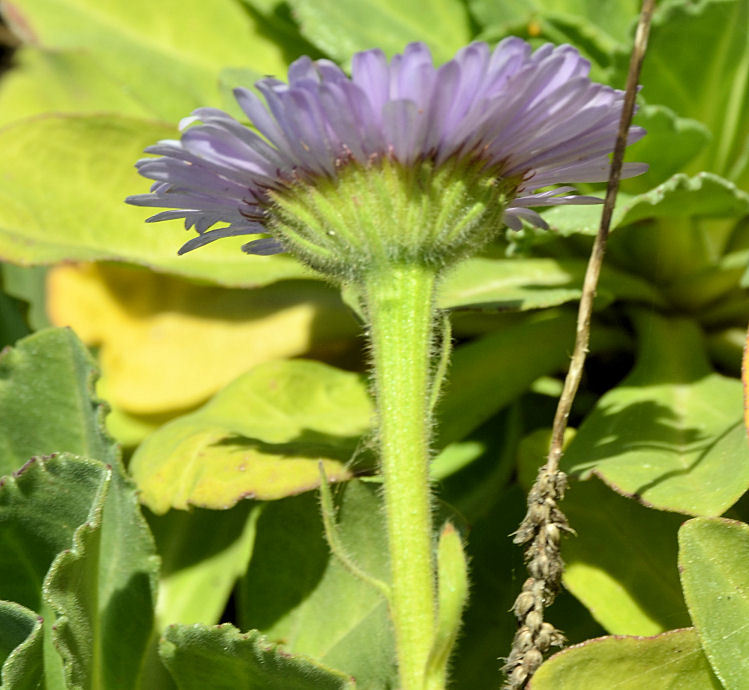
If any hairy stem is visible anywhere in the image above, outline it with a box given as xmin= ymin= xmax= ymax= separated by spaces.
xmin=363 ymin=262 xmax=438 ymax=690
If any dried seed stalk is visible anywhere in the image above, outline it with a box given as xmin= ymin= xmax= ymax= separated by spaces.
xmin=503 ymin=2 xmax=656 ymax=687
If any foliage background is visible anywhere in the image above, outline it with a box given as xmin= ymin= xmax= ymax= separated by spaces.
xmin=0 ymin=0 xmax=747 ymax=687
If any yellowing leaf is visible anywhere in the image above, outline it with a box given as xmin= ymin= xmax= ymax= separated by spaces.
xmin=46 ymin=263 xmax=357 ymax=414
xmin=130 ymin=360 xmax=374 ymax=513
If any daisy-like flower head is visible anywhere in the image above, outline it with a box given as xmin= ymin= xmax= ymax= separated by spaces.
xmin=128 ymin=38 xmax=646 ymax=278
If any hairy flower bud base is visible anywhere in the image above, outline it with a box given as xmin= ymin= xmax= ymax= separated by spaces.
xmin=267 ymin=156 xmax=515 ymax=281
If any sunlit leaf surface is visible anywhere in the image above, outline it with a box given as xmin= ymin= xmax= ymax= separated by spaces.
xmin=679 ymin=518 xmax=749 ymax=689
xmin=530 ymin=629 xmax=721 ymax=689
xmin=563 ymin=312 xmax=749 ymax=516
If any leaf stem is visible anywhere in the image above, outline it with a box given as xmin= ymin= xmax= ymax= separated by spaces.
xmin=363 ymin=262 xmax=438 ymax=690
xmin=318 ymin=463 xmax=392 ymax=601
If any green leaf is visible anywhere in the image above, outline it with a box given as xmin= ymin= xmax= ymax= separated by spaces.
xmin=679 ymin=517 xmax=749 ymax=689
xmin=436 ymin=311 xmax=577 ymax=446
xmin=0 ymin=601 xmax=44 ymax=689
xmin=238 ymin=481 xmax=396 ymax=688
xmin=438 ymin=256 xmax=664 ymax=311
xmin=529 ymin=628 xmax=721 ymax=689
xmin=607 ymin=175 xmax=749 ymax=285
xmin=130 ymin=360 xmax=373 ymax=513
xmin=614 ymin=0 xmax=749 ymax=185
xmin=218 ymin=68 xmax=264 ymax=121
xmin=545 ymin=172 xmax=749 ymax=240
xmin=0 ymin=48 xmax=152 ymax=127
xmin=426 ymin=522 xmax=469 ymax=689
xmin=0 ymin=264 xmax=49 ymax=331
xmin=562 ymin=312 xmax=749 ymax=516
xmin=0 ymin=114 xmax=311 ymax=287
xmin=469 ymin=0 xmax=640 ymax=72
xmin=0 ymin=454 xmax=158 ymax=689
xmin=561 ymin=476 xmax=690 ymax=635
xmin=160 ymin=624 xmax=354 ymax=689
xmin=540 ymin=197 xmax=626 ymax=237
xmin=623 ymin=104 xmax=712 ymax=193
xmin=288 ymin=0 xmax=471 ymax=65
xmin=614 ymin=173 xmax=749 ymax=227
xmin=148 ymin=503 xmax=258 ymax=627
xmin=1 ymin=0 xmax=289 ymax=122
xmin=0 ymin=327 xmax=116 ymax=475
xmin=434 ymin=405 xmax=523 ymax=522
xmin=0 ymin=290 xmax=30 ymax=349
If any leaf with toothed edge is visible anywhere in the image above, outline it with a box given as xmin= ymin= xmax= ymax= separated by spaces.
xmin=0 ymin=600 xmax=44 ymax=689
xmin=543 ymin=172 xmax=749 ymax=237
xmin=0 ymin=327 xmax=117 ymax=476
xmin=160 ymin=624 xmax=356 ymax=689
xmin=0 ymin=454 xmax=159 ymax=690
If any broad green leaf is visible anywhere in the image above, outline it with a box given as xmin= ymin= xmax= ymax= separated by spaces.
xmin=561 ymin=477 xmax=690 ymax=635
xmin=218 ymin=67 xmax=264 ymax=121
xmin=130 ymin=360 xmax=373 ymax=513
xmin=237 ymin=0 xmax=322 ymax=58
xmin=434 ymin=405 xmax=522 ymax=522
xmin=664 ymin=247 xmax=749 ymax=312
xmin=148 ymin=503 xmax=258 ymax=628
xmin=47 ymin=263 xmax=356 ymax=413
xmin=436 ymin=310 xmax=577 ymax=446
xmin=540 ymin=197 xmax=629 ymax=237
xmin=529 ymin=628 xmax=721 ymax=689
xmin=469 ymin=0 xmax=639 ymax=46
xmin=543 ymin=173 xmax=749 ymax=247
xmin=623 ymin=104 xmax=712 ymax=193
xmin=0 ymin=48 xmax=152 ymax=127
xmin=614 ymin=173 xmax=749 ymax=228
xmin=0 ymin=454 xmax=158 ymax=689
xmin=438 ymin=256 xmax=664 ymax=311
xmin=1 ymin=264 xmax=49 ymax=331
xmin=562 ymin=312 xmax=749 ymax=516
xmin=160 ymin=624 xmax=354 ymax=689
xmin=238 ymin=482 xmax=396 ymax=688
xmin=614 ymin=0 xmax=749 ymax=185
xmin=0 ymin=327 xmax=116 ymax=476
xmin=1 ymin=0 xmax=289 ymax=122
xmin=0 ymin=601 xmax=43 ymax=689
xmin=470 ymin=0 xmax=639 ymax=74
xmin=679 ymin=518 xmax=749 ymax=689
xmin=0 ymin=114 xmax=311 ymax=288
xmin=544 ymin=172 xmax=749 ymax=239
xmin=289 ymin=0 xmax=471 ymax=65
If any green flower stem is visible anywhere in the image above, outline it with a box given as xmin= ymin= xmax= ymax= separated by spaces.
xmin=363 ymin=262 xmax=439 ymax=690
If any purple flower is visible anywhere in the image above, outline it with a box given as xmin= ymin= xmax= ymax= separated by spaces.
xmin=127 ymin=38 xmax=646 ymax=257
